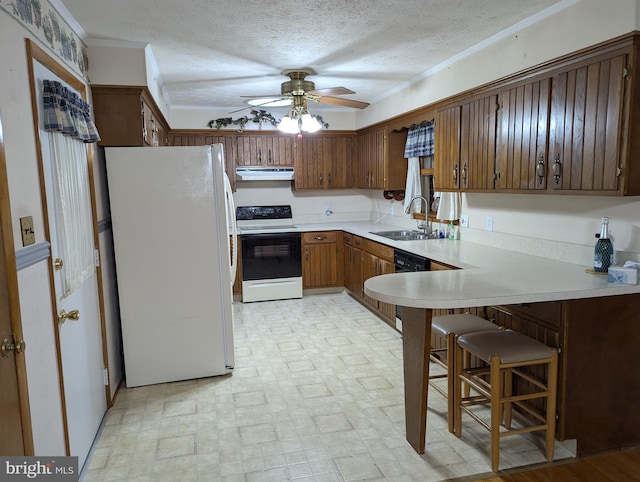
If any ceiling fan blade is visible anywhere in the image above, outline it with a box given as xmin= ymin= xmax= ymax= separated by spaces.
xmin=308 ymin=87 xmax=355 ymax=96
xmin=227 ymin=105 xmax=254 ymax=114
xmin=228 ymin=97 xmax=292 ymax=114
xmin=314 ymin=96 xmax=370 ymax=109
xmin=239 ymin=94 xmax=284 ymax=98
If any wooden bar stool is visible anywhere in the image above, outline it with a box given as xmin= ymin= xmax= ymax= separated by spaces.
xmin=454 ymin=329 xmax=558 ymax=472
xmin=429 ymin=313 xmax=501 ymax=433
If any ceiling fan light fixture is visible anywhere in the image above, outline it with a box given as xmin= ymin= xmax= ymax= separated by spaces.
xmin=300 ymin=113 xmax=322 ymax=133
xmin=277 ymin=115 xmax=300 ymax=134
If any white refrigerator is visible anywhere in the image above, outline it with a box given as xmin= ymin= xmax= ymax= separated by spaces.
xmin=106 ymin=145 xmax=237 ymax=387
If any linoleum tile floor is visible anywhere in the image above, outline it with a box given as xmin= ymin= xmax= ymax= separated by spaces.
xmin=81 ymin=292 xmax=573 ymax=482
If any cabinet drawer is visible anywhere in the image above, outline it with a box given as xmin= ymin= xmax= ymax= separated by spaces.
xmin=303 ymin=231 xmax=337 ymax=244
xmin=502 ymin=301 xmax=563 ymax=328
xmin=363 ymin=239 xmax=394 ymax=262
xmin=343 ymin=233 xmax=362 ymax=248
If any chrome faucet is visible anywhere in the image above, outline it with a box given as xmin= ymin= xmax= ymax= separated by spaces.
xmin=404 ymin=195 xmax=431 ymax=234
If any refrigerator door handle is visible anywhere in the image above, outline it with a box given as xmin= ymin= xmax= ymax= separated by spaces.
xmin=224 ymin=172 xmax=238 ymax=284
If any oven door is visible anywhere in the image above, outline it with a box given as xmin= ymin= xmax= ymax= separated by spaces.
xmin=241 ymin=232 xmax=302 ymax=281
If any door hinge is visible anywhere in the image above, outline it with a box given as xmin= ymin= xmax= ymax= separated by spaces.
xmin=94 ymin=249 xmax=100 ymax=267
xmin=624 ymin=66 xmax=631 ymax=79
xmin=103 ymin=368 xmax=109 ymax=386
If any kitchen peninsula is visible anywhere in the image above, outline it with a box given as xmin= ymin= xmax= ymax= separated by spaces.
xmin=362 ymin=239 xmax=640 ymax=458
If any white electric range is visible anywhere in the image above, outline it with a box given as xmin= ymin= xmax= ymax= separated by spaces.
xmin=236 ymin=205 xmax=303 ymax=302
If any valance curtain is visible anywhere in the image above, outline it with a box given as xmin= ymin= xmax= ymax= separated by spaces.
xmin=42 ymin=79 xmax=100 ymax=143
xmin=404 ymin=121 xmax=434 ymax=212
xmin=404 ymin=121 xmax=434 ymax=158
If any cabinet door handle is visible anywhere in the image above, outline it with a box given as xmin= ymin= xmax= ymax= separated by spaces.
xmin=536 ymin=155 xmax=545 ymax=184
xmin=462 ymin=163 xmax=468 ymax=185
xmin=552 ymin=155 xmax=562 ymax=184
xmin=258 ymin=148 xmax=262 ymax=162
xmin=319 ymin=173 xmax=323 ymax=186
xmin=315 ymin=236 xmax=326 ymax=241
xmin=327 ymin=172 xmax=332 ymax=187
xmin=268 ymin=149 xmax=272 ymax=164
xmin=305 ymin=247 xmax=309 ymax=261
xmin=453 ymin=165 xmax=458 ymax=185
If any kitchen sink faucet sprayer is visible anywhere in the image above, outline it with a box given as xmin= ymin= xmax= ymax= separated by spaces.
xmin=404 ymin=195 xmax=431 ymax=234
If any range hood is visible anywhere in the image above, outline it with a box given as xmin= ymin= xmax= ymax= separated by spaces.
xmin=236 ymin=167 xmax=295 ymax=181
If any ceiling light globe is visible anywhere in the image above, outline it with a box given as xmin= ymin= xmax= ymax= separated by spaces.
xmin=277 ymin=116 xmax=300 ymax=134
xmin=301 ymin=114 xmax=322 ymax=133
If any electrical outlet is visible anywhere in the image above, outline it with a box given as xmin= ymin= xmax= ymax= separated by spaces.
xmin=460 ymin=214 xmax=469 ymax=227
xmin=486 ymin=216 xmax=493 ymax=231
xmin=388 ymin=203 xmax=394 ymax=215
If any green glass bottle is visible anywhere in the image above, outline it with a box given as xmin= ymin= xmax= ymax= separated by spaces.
xmin=594 ymin=216 xmax=614 ymax=272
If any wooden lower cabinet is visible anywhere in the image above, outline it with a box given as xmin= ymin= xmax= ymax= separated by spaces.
xmin=343 ymin=233 xmax=363 ymax=298
xmin=302 ymin=231 xmax=343 ymax=289
xmin=362 ymin=239 xmax=395 ymax=324
xmin=487 ymin=294 xmax=640 ymax=456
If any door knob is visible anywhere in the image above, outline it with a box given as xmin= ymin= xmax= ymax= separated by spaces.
xmin=1 ymin=336 xmax=26 ymax=358
xmin=54 ymin=258 xmax=64 ymax=270
xmin=59 ymin=309 xmax=80 ymax=324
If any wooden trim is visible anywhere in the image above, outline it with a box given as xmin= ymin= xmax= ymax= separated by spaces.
xmin=25 ymin=39 xmax=113 ymax=458
xmin=25 ymin=38 xmax=70 ymax=456
xmin=0 ymin=102 xmax=35 ymax=456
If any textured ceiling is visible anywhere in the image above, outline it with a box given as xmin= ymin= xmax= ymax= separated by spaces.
xmin=59 ymin=0 xmax=564 ymax=112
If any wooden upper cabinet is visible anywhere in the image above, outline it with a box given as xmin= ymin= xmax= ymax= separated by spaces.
xmin=294 ymin=135 xmax=355 ymax=190
xmin=236 ymin=135 xmax=294 ymax=167
xmin=92 ymin=85 xmax=169 ymax=147
xmin=496 ymin=78 xmax=551 ymax=191
xmin=435 ymin=95 xmax=498 ymax=192
xmin=356 ymin=126 xmax=406 ymax=190
xmin=434 ymin=105 xmax=461 ymax=191
xmin=357 ymin=127 xmax=386 ymax=189
xmin=461 ymin=95 xmax=498 ymax=190
xmin=548 ymin=54 xmax=627 ymax=193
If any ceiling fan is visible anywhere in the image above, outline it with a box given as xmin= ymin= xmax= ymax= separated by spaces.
xmin=233 ymin=70 xmax=370 ymax=113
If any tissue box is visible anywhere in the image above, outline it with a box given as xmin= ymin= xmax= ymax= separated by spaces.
xmin=608 ymin=265 xmax=639 ymax=285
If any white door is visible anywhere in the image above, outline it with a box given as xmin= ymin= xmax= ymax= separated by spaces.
xmin=34 ymin=62 xmax=106 ymax=469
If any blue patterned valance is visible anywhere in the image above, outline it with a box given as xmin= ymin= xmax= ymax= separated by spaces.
xmin=404 ymin=121 xmax=434 ymax=158
xmin=42 ymin=80 xmax=100 ymax=143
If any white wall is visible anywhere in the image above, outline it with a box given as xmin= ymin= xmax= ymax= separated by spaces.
xmin=169 ymin=106 xmax=357 ymax=131
xmin=0 ymin=14 xmax=67 ymax=454
xmin=356 ymin=0 xmax=639 ymax=128
xmin=232 ymin=182 xmax=374 ymax=224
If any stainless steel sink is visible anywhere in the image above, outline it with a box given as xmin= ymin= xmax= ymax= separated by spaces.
xmin=370 ymin=230 xmax=440 ymax=241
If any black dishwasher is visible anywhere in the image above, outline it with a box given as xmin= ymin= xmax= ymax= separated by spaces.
xmin=394 ymin=249 xmax=430 ymax=322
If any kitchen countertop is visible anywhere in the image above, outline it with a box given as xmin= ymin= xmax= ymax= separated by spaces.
xmin=284 ymin=221 xmax=640 ymax=457
xmin=241 ymin=220 xmax=640 ymax=308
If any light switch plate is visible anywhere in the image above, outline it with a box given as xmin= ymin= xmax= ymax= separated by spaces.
xmin=20 ymin=216 xmax=35 ymax=246
xmin=460 ymin=214 xmax=469 ymax=227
